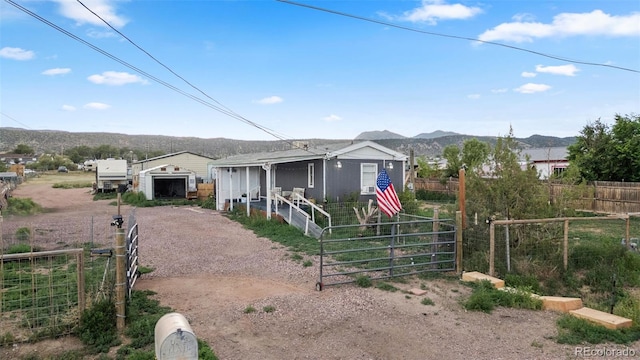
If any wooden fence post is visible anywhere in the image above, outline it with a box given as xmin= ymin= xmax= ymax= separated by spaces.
xmin=489 ymin=221 xmax=495 ymax=277
xmin=563 ymin=219 xmax=569 ymax=271
xmin=456 ymin=211 xmax=463 ymax=275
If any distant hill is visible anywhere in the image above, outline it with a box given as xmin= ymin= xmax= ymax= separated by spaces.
xmin=413 ymin=130 xmax=460 ymax=139
xmin=354 ymin=130 xmax=406 ymax=140
xmin=0 ymin=127 xmax=575 ymax=159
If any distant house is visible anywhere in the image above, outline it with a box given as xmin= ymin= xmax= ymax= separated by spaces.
xmin=0 ymin=153 xmax=37 ymax=166
xmin=131 ymin=151 xmax=216 ymax=185
xmin=520 ymin=147 xmax=569 ymax=179
xmin=208 ymin=140 xmax=407 ymax=216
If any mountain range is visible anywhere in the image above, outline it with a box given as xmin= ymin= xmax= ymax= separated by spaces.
xmin=0 ymin=127 xmax=576 ymax=159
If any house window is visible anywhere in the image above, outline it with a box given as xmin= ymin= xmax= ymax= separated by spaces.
xmin=361 ymin=163 xmax=378 ymax=194
xmin=308 ymin=163 xmax=315 ymax=188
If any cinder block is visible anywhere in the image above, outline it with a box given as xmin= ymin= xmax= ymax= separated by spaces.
xmin=539 ymin=296 xmax=583 ymax=313
xmin=569 ymin=307 xmax=633 ymax=330
xmin=409 ymin=288 xmax=427 ymax=296
xmin=461 ymin=271 xmax=505 ymax=288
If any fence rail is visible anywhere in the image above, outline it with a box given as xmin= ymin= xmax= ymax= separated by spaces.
xmin=415 ymin=178 xmax=640 ymax=213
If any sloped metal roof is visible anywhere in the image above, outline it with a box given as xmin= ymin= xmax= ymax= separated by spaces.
xmin=208 ymin=141 xmax=406 ymax=167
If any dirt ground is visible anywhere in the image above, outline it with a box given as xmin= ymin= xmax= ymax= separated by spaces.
xmin=2 ymin=173 xmax=638 ymax=360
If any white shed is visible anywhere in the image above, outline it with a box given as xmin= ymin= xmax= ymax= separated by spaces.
xmin=138 ymin=164 xmax=197 ymax=200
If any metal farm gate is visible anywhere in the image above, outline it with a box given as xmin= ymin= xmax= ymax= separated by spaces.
xmin=316 ymin=216 xmax=457 ymax=290
xmin=126 ymin=211 xmax=139 ymax=298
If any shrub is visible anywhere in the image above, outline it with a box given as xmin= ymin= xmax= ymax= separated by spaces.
xmin=4 ymin=197 xmax=42 ymax=216
xmin=421 ymin=297 xmax=435 ymax=306
xmin=463 ymin=280 xmax=542 ymax=313
xmin=77 ymin=299 xmax=120 ymax=353
xmin=263 ymin=305 xmax=276 ymax=313
xmin=355 ymin=275 xmax=372 ymax=288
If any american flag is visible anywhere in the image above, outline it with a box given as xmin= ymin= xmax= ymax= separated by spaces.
xmin=376 ymin=169 xmax=402 ymax=218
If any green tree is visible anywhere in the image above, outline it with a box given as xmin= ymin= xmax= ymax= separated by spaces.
xmin=567 ymin=114 xmax=640 ymax=182
xmin=442 ymin=144 xmax=462 ymax=178
xmin=415 ymin=157 xmax=440 ymax=178
xmin=442 ymin=138 xmax=490 ymax=178
xmin=12 ymin=144 xmax=34 ymax=154
xmin=465 ymin=127 xmax=552 ymax=223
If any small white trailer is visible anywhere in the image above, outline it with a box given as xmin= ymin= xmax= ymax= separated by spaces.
xmin=95 ymin=159 xmax=129 ymax=192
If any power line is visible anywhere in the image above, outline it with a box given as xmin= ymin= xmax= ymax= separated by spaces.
xmin=1 ymin=112 xmax=33 ymax=129
xmin=277 ymin=0 xmax=640 ymax=74
xmin=4 ymin=0 xmax=298 ymax=147
xmin=73 ymin=0 xmax=325 ymax=153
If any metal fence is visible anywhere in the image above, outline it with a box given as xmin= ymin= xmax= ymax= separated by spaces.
xmin=0 ymin=249 xmax=85 ymax=344
xmin=126 ymin=211 xmax=139 ymax=298
xmin=316 ymin=216 xmax=457 ymax=290
xmin=0 ymin=213 xmax=128 ymax=344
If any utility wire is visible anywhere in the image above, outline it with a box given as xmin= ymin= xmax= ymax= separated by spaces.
xmin=1 ymin=112 xmax=33 ymax=129
xmin=74 ymin=0 xmax=338 ymax=154
xmin=4 ymin=0 xmax=302 ymax=149
xmin=277 ymin=0 xmax=640 ymax=74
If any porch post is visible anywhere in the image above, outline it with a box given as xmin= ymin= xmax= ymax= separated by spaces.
xmin=246 ymin=166 xmax=250 ymax=217
xmin=263 ymin=163 xmax=272 ymax=219
xmin=229 ymin=168 xmax=233 ymax=211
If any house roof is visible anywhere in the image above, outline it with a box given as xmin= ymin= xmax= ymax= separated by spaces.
xmin=520 ymin=147 xmax=568 ymax=162
xmin=134 ymin=151 xmax=215 ymax=164
xmin=208 ymin=140 xmax=407 ymax=167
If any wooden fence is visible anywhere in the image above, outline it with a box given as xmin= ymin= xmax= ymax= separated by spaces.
xmin=414 ymin=178 xmax=640 ymax=214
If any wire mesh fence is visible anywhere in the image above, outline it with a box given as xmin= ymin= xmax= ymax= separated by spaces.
xmin=1 ymin=215 xmax=118 ymax=344
xmin=461 ymin=213 xmax=640 ymax=296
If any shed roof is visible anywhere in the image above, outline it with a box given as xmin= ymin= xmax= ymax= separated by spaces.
xmin=208 ymin=141 xmax=407 ymax=167
xmin=134 ymin=151 xmax=215 ymax=164
xmin=139 ymin=164 xmax=196 ymax=175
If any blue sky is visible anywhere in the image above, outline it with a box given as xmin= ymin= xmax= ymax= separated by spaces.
xmin=1 ymin=0 xmax=638 ymax=141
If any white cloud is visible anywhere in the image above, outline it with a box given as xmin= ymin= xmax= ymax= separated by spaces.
xmin=61 ymin=105 xmax=76 ymax=111
xmin=491 ymin=88 xmax=508 ymax=93
xmin=86 ymin=29 xmax=117 ymax=39
xmin=521 ymin=71 xmax=537 ymax=78
xmin=467 ymin=94 xmax=481 ymax=99
xmin=323 ymin=114 xmax=342 ymax=122
xmin=536 ymin=64 xmax=579 ymax=76
xmin=255 ymin=96 xmax=283 ymax=105
xmin=511 ymin=13 xmax=536 ymax=22
xmin=0 ymin=47 xmax=34 ymax=60
xmin=478 ymin=10 xmax=640 ymax=43
xmin=42 ymin=68 xmax=71 ymax=76
xmin=84 ymin=102 xmax=111 ymax=110
xmin=87 ymin=71 xmax=147 ymax=86
xmin=396 ymin=0 xmax=483 ymax=25
xmin=514 ymin=83 xmax=551 ymax=94
xmin=53 ymin=0 xmax=128 ymax=28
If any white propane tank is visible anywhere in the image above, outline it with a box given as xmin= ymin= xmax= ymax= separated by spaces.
xmin=154 ymin=312 xmax=198 ymax=360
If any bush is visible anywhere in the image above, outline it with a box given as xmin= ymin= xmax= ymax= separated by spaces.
xmin=77 ymin=299 xmax=120 ymax=354
xmin=355 ymin=275 xmax=372 ymax=288
xmin=463 ymin=280 xmax=542 ymax=313
xmin=4 ymin=197 xmax=42 ymax=216
xmin=415 ymin=189 xmax=456 ymax=202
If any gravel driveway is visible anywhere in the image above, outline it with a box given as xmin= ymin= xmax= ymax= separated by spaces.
xmin=3 ymin=181 xmax=631 ymax=360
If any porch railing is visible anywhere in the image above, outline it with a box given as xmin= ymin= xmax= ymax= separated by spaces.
xmin=291 ymin=193 xmax=332 ymax=233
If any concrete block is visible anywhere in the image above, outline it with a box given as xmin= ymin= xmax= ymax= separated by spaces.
xmin=539 ymin=296 xmax=583 ymax=313
xmin=461 ymin=271 xmax=505 ymax=288
xmin=409 ymin=288 xmax=427 ymax=296
xmin=569 ymin=307 xmax=633 ymax=330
